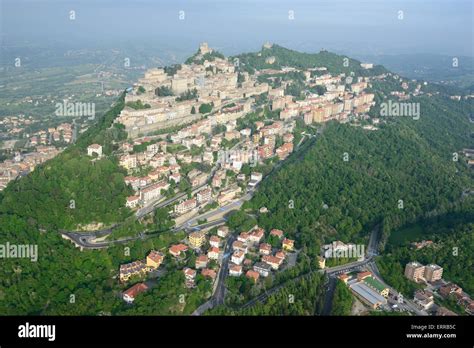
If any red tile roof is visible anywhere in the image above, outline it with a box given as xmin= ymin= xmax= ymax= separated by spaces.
xmin=123 ymin=283 xmax=148 ymax=299
xmin=246 ymin=270 xmax=260 ymax=282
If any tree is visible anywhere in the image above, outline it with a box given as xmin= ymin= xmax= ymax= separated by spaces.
xmin=199 ymin=103 xmax=213 ymax=114
xmin=331 ymin=280 xmax=353 ymax=315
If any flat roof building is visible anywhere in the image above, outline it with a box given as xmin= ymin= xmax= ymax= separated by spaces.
xmin=350 ymin=282 xmax=387 ymax=309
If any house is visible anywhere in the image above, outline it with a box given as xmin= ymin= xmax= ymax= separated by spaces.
xmin=202 ymin=268 xmax=217 ymax=281
xmin=195 ymin=255 xmax=209 ymax=269
xmin=140 ymin=181 xmax=169 ymax=204
xmin=237 ymin=232 xmax=250 ymax=243
xmin=232 ymin=240 xmax=248 ymax=253
xmin=217 ymin=226 xmax=230 ymax=238
xmin=357 ymin=271 xmax=372 ymax=282
xmin=189 ymin=231 xmax=206 ymax=249
xmin=282 ymin=238 xmax=294 ymax=251
xmin=270 ymin=229 xmax=284 ymax=239
xmin=246 ymin=270 xmax=260 ymax=283
xmin=126 ymin=195 xmax=140 ymax=208
xmin=253 ymin=262 xmax=272 ymax=277
xmin=217 ymin=185 xmax=242 ymax=205
xmin=175 ymin=198 xmax=197 ymax=215
xmin=231 ymin=250 xmax=245 ymax=265
xmin=276 ymin=142 xmax=293 ymax=160
xmin=439 ymin=283 xmax=463 ymax=298
xmin=191 ymin=173 xmax=208 ymax=187
xmin=146 ymin=251 xmax=164 ymax=270
xmin=124 ymin=176 xmax=141 ymax=191
xmin=262 ymin=255 xmax=283 ymax=270
xmin=123 ymin=283 xmax=148 ymax=303
xmin=209 ymin=235 xmax=221 ymax=248
xmin=283 ymin=133 xmax=294 ymax=143
xmin=197 ymin=187 xmax=212 ymax=204
xmin=275 ymin=250 xmax=286 ymax=260
xmin=183 ymin=268 xmax=197 ymax=281
xmin=169 ymin=172 xmax=181 ymax=183
xmin=259 ymin=243 xmax=272 ymax=255
xmin=208 ymin=247 xmax=220 ymax=260
xmin=229 ymin=264 xmax=243 ymax=277
xmin=413 ymin=290 xmax=434 ymax=310
xmin=249 ymin=228 xmax=265 ymax=244
xmin=87 ymin=144 xmax=102 ymax=157
xmin=169 ymin=244 xmax=189 ymax=257
xmin=338 ymin=274 xmax=349 ymax=283
xmin=120 ymin=154 xmax=138 ymax=170
xmin=119 ymin=260 xmax=147 ymax=282
xmin=250 ymin=172 xmax=263 ymax=182
xmin=262 ymin=255 xmax=284 ymax=270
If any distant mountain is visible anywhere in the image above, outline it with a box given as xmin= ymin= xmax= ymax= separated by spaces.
xmin=354 ymin=53 xmax=474 ymax=89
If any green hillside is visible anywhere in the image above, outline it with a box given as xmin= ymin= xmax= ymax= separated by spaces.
xmin=0 ymin=93 xmax=131 ymax=230
xmin=232 ymin=44 xmax=388 ymax=76
xmin=243 ymin=94 xmax=473 ymax=257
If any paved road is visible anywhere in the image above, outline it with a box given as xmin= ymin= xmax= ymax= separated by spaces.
xmin=60 ymin=136 xmax=249 ymax=247
xmin=232 ymin=222 xmax=421 ymax=316
xmin=192 ymin=235 xmax=236 ymax=315
xmin=321 ymin=276 xmax=337 ymax=315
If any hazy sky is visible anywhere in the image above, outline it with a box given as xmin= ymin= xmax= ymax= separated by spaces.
xmin=1 ymin=0 xmax=473 ymax=57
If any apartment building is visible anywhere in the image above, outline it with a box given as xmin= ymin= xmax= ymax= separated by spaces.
xmin=405 ymin=261 xmax=426 ymax=282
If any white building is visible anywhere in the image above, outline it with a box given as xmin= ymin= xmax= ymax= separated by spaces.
xmin=87 ymin=144 xmax=102 ymax=157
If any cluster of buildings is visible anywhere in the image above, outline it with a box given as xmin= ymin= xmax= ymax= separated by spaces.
xmin=119 ymin=250 xmax=164 ymax=283
xmin=265 ymin=74 xmax=375 ymax=124
xmin=0 ymin=146 xmax=61 ymax=191
xmin=0 ymin=114 xmax=37 ymax=136
xmin=339 ymin=270 xmax=389 ymax=309
xmin=167 ymin=228 xmax=226 ymax=288
xmin=229 ymin=227 xmax=295 ymax=283
xmin=405 ymin=261 xmax=473 ymax=315
xmin=29 ymin=122 xmax=74 ymax=146
xmin=116 ymin=139 xmax=180 ymax=207
xmin=438 ymin=283 xmax=474 ymax=315
xmin=117 ymin=111 xmax=296 ymax=213
xmin=404 ymin=262 xmax=443 ymax=283
xmin=115 ymin=42 xmax=270 ymax=138
xmin=120 ymin=250 xmax=164 ymax=303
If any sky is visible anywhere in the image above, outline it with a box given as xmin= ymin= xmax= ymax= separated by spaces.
xmin=1 ymin=0 xmax=473 ymax=58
